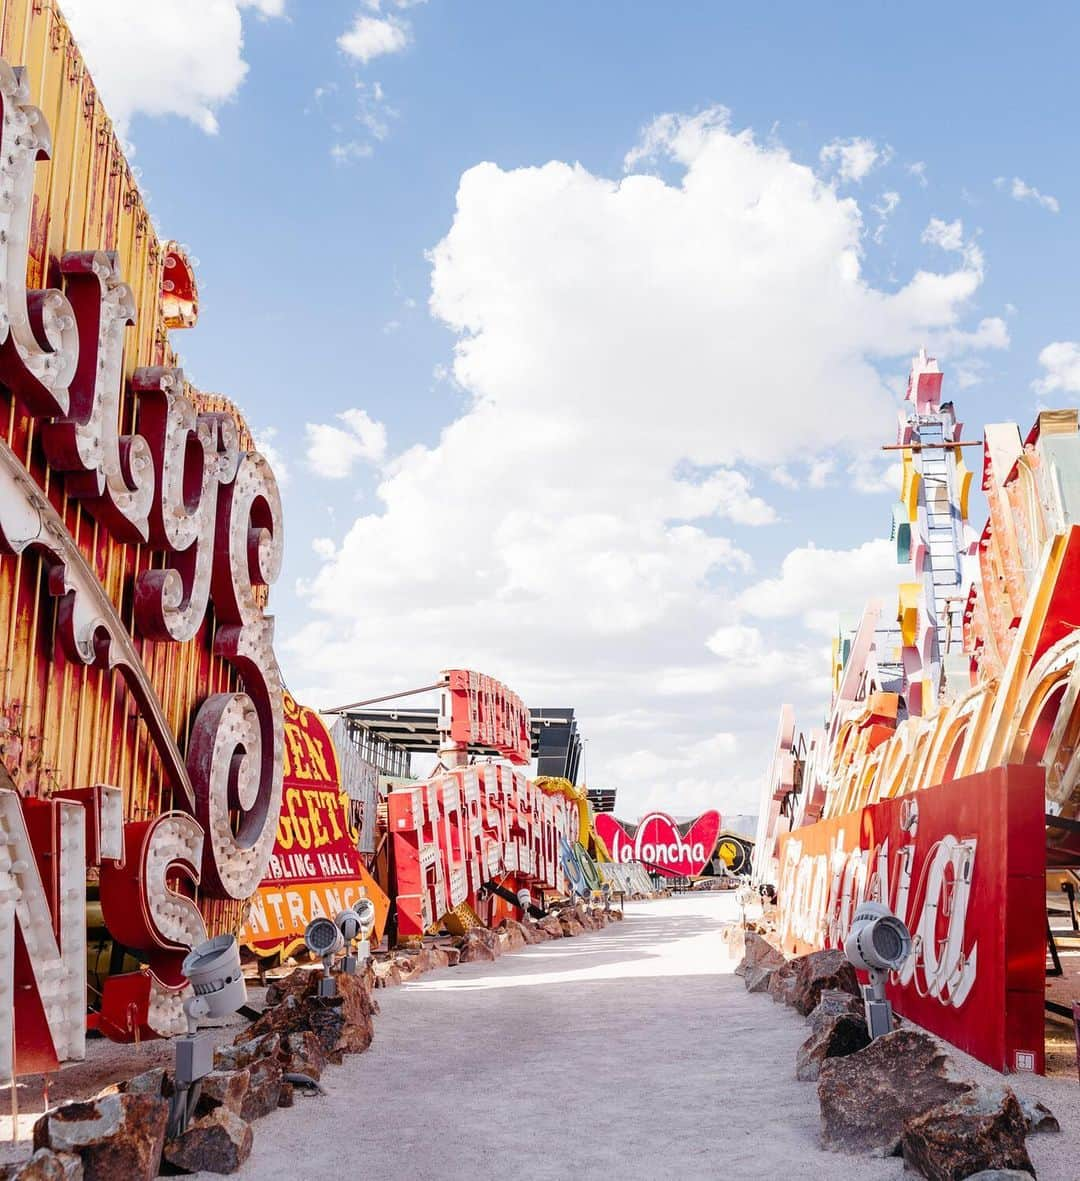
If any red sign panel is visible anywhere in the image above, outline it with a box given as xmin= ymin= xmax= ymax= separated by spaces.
xmin=240 ymin=696 xmax=389 ymax=955
xmin=388 ymin=765 xmax=581 ymax=936
xmin=442 ymin=669 xmax=531 ymax=765
xmin=595 ymin=810 xmax=721 ymax=877
xmin=776 ymin=766 xmax=1046 ymax=1074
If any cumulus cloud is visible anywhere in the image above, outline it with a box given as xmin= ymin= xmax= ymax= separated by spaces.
xmin=338 ymin=13 xmax=410 ymax=63
xmin=287 ymin=109 xmax=1003 ymax=818
xmin=908 ymin=161 xmax=928 ymax=187
xmin=819 ymin=136 xmax=891 ymax=183
xmin=62 ymin=0 xmax=284 ymax=134
xmin=921 ymin=217 xmax=965 ymax=253
xmin=994 ymin=175 xmax=1060 ymax=214
xmin=1034 ymin=341 xmax=1080 ymax=395
xmin=305 ymin=409 xmax=388 ymax=478
xmin=735 ymin=539 xmax=903 ymax=634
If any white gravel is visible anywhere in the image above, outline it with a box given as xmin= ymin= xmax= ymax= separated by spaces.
xmin=205 ymin=893 xmax=1078 ymax=1180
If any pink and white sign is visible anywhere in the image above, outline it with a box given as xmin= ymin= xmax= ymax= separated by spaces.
xmin=595 ymin=810 xmax=721 ymax=878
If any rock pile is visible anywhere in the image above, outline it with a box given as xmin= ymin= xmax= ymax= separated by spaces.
xmin=737 ymin=943 xmax=1058 ymax=1179
xmin=15 ymin=901 xmax=618 ymax=1178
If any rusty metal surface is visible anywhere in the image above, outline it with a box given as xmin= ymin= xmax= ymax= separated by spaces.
xmin=0 ymin=1 xmax=254 ymax=935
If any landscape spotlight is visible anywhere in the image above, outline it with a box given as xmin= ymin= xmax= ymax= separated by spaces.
xmin=843 ymin=900 xmax=912 ymax=1039
xmin=305 ymin=915 xmax=344 ymax=997
xmin=336 ymin=909 xmax=365 ymax=974
xmin=169 ymin=934 xmax=247 ymax=1137
xmin=351 ymin=897 xmax=377 ymax=968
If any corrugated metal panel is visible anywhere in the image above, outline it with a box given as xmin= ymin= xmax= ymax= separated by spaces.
xmin=0 ymin=1 xmax=253 ymax=936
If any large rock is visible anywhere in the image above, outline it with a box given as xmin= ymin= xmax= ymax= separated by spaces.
xmin=118 ymin=1068 xmax=173 ymax=1100
xmin=557 ymin=910 xmax=586 ymax=937
xmin=735 ymin=931 xmax=779 ymax=978
xmin=33 ymin=1095 xmax=167 ymax=1181
xmin=497 ymin=923 xmax=526 ymax=953
xmin=240 ymin=1057 xmax=283 ymax=1122
xmin=333 ymin=972 xmax=377 ymax=1054
xmin=163 ymin=1107 xmax=253 ymax=1175
xmin=535 ymin=914 xmax=563 ymax=939
xmin=279 ymin=1030 xmax=327 ymax=1080
xmin=497 ymin=919 xmax=531 ymax=951
xmin=371 ymin=958 xmax=403 ymax=988
xmin=0 ymin=1150 xmax=82 ymax=1180
xmin=770 ymin=961 xmax=798 ymax=1005
xmin=901 ymin=1085 xmax=1034 ymax=1181
xmin=1018 ymin=1097 xmax=1059 ymax=1135
xmin=745 ymin=961 xmax=783 ymax=993
xmin=195 ymin=1069 xmax=250 ymax=1118
xmin=795 ymin=1014 xmax=871 ymax=1082
xmin=216 ymin=1032 xmax=280 ymax=1072
xmin=239 ymin=971 xmax=375 ymax=1059
xmin=807 ymin=988 xmax=865 ymax=1032
xmin=264 ymin=967 xmax=320 ymax=1005
xmin=457 ymin=927 xmax=501 ymax=963
xmin=818 ymin=1030 xmax=973 ymax=1155
xmin=791 ymin=949 xmax=860 ymax=1016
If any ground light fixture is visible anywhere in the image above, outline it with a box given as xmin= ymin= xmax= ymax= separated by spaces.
xmin=336 ymin=909 xmax=367 ymax=974
xmin=843 ymin=900 xmax=913 ymax=1039
xmin=305 ymin=916 xmax=345 ymax=997
xmin=169 ymin=934 xmax=247 ymax=1137
xmin=350 ymin=897 xmax=377 ymax=968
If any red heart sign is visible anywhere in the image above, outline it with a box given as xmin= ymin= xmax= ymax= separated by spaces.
xmin=594 ymin=810 xmax=721 ymax=877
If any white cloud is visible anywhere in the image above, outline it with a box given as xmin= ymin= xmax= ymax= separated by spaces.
xmin=61 ymin=0 xmax=285 ymax=134
xmin=908 ymin=161 xmax=928 ymax=187
xmin=848 ymin=455 xmax=901 ymax=496
xmin=241 ymin=0 xmax=285 ymax=15
xmin=287 ymin=109 xmax=1003 ymax=819
xmin=819 ymin=136 xmax=891 ymax=183
xmin=1034 ymin=341 xmax=1080 ymax=395
xmin=736 ymin=539 xmax=903 ymax=634
xmin=871 ymin=190 xmax=900 ymax=243
xmin=330 ymin=140 xmax=374 ymax=164
xmin=339 ymin=13 xmax=410 ymax=63
xmin=305 ymin=409 xmax=388 ymax=478
xmin=921 ymin=217 xmax=965 ymax=253
xmin=994 ymin=175 xmax=1060 ymax=214
xmin=807 ymin=458 xmax=834 ymax=489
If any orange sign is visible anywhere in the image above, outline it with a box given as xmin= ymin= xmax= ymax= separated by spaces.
xmin=240 ymin=695 xmax=389 ymax=956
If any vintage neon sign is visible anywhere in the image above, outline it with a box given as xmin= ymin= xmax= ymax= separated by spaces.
xmin=594 ymin=810 xmax=721 ymax=878
xmin=0 ymin=26 xmax=284 ymax=1081
xmin=240 ymin=696 xmax=389 ymax=956
xmin=441 ymin=669 xmax=531 ymax=766
xmin=776 ymin=766 xmax=1045 ymax=1074
xmin=388 ymin=765 xmax=583 ymax=936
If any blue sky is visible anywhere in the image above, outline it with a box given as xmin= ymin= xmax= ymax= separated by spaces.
xmin=61 ymin=0 xmax=1080 ymax=819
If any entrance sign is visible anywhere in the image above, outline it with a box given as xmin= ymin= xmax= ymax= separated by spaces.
xmin=594 ymin=810 xmax=721 ymax=878
xmin=0 ymin=5 xmax=284 ymax=1077
xmin=777 ymin=766 xmax=1045 ymax=1074
xmin=241 ymin=696 xmax=389 ymax=956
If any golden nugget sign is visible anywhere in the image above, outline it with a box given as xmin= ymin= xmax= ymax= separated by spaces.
xmin=0 ymin=7 xmax=283 ymax=1081
xmin=239 ymin=696 xmax=389 ymax=956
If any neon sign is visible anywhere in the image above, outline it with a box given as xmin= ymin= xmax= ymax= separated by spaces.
xmin=0 ymin=12 xmax=283 ymax=1082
